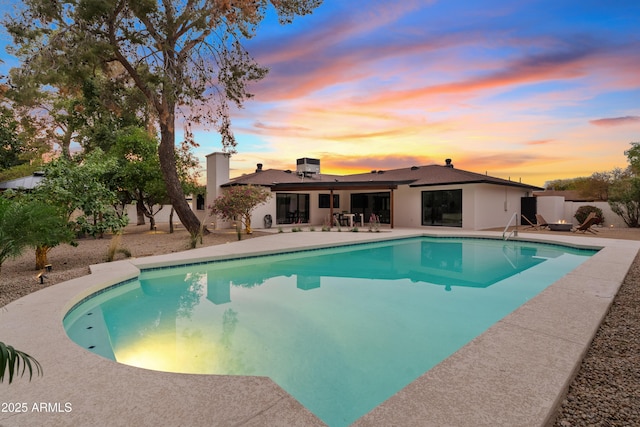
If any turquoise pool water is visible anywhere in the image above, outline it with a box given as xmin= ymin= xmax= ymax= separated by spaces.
xmin=64 ymin=237 xmax=596 ymax=426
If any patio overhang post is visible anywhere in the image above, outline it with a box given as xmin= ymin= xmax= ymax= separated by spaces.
xmin=391 ymin=189 xmax=395 ymax=229
xmin=329 ymin=189 xmax=334 ymax=226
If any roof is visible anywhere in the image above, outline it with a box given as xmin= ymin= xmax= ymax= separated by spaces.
xmin=222 ymin=164 xmax=543 ymax=191
xmin=0 ymin=172 xmax=45 ymax=190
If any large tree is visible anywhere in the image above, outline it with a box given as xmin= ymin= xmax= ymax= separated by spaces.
xmin=625 ymin=142 xmax=640 ymax=174
xmin=109 ymin=126 xmax=201 ymax=231
xmin=0 ymin=84 xmax=49 ymax=180
xmin=33 ymin=151 xmax=129 ymax=240
xmin=4 ymin=0 xmax=322 ymax=235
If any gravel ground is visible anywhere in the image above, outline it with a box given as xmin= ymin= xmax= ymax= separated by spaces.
xmin=1 ymin=224 xmax=638 ymax=425
xmin=552 ymin=251 xmax=640 ymax=426
xmin=0 ymin=223 xmax=270 ymax=307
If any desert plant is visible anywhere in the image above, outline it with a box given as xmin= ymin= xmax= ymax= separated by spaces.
xmin=105 ymin=234 xmax=132 ymax=261
xmin=0 ymin=341 xmax=43 ymax=384
xmin=188 ymin=215 xmax=211 ymax=246
xmin=608 ymin=177 xmax=640 ymax=227
xmin=0 ymin=197 xmax=30 ymax=273
xmin=209 ymin=185 xmax=271 ymax=235
xmin=368 ymin=213 xmax=381 ymax=232
xmin=574 ymin=205 xmax=604 ymax=225
xmin=0 ymin=196 xmax=76 ymax=272
xmin=323 ymin=214 xmax=333 ymax=230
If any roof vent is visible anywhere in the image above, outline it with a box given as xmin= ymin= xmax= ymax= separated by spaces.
xmin=377 ymin=170 xmax=385 ymax=174
xmin=371 ymin=170 xmax=377 ymax=174
xmin=410 ymin=166 xmax=419 ymax=170
xmin=445 ymin=158 xmax=454 ymax=168
xmin=284 ymin=169 xmax=292 ymax=174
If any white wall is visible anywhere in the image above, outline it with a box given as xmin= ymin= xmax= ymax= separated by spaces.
xmin=532 ymin=197 xmax=628 ymax=228
xmin=249 ymin=198 xmax=276 ymax=230
xmin=392 ymin=183 xmax=531 ymax=230
xmin=393 ymin=186 xmax=422 ymax=227
xmin=466 ymin=184 xmax=530 ymax=230
xmin=537 ymin=196 xmax=566 ymax=224
xmin=563 ymin=200 xmax=626 ymax=228
xmin=206 ymin=152 xmax=232 ymax=229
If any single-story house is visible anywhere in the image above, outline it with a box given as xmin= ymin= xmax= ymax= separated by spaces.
xmin=205 ymin=153 xmax=543 ymax=231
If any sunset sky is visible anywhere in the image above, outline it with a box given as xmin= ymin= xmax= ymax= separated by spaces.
xmin=198 ymin=0 xmax=640 ymax=187
xmin=2 ymin=1 xmax=639 ymax=187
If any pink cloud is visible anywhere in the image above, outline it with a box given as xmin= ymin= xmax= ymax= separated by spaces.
xmin=589 ymin=116 xmax=640 ymax=127
xmin=525 ymin=139 xmax=554 ymax=146
xmin=316 ymin=153 xmax=438 ymax=174
xmin=253 ymin=121 xmax=310 ymax=133
xmin=368 ymin=45 xmax=597 ymax=105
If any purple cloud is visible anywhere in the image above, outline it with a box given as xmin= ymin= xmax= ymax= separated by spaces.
xmin=589 ymin=116 xmax=640 ymax=127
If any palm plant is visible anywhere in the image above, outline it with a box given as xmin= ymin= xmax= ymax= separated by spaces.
xmin=0 ymin=341 xmax=43 ymax=384
xmin=0 ymin=196 xmax=31 ymax=273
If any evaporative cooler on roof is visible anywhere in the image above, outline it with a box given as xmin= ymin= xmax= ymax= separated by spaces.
xmin=296 ymin=158 xmax=320 ymax=176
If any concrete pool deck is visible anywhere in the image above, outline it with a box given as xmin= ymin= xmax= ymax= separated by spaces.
xmin=1 ymin=229 xmax=638 ymax=426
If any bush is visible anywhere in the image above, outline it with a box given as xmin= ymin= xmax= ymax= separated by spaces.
xmin=574 ymin=205 xmax=604 ymax=225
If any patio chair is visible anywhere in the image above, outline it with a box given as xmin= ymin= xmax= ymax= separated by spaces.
xmin=573 ymin=211 xmax=598 ymax=234
xmin=521 ymin=214 xmax=539 ymax=230
xmin=334 ymin=213 xmax=349 ymax=227
xmin=534 ymin=214 xmax=550 ymax=230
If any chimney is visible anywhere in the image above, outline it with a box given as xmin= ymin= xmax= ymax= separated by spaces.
xmin=256 ymin=163 xmax=263 ymax=173
xmin=445 ymin=158 xmax=454 ymax=168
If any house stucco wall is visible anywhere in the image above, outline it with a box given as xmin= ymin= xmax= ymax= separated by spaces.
xmin=391 ymin=183 xmax=530 ymax=230
xmin=467 ymin=184 xmax=531 ymax=230
xmin=393 ymin=185 xmax=421 ymax=227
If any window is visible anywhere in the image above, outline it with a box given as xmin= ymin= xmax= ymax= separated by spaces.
xmin=422 ymin=190 xmax=462 ymax=227
xmin=276 ymin=193 xmax=310 ymax=224
xmin=318 ymin=194 xmax=339 ymax=209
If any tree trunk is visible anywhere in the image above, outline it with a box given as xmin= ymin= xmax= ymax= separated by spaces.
xmin=149 ymin=215 xmax=156 ymax=231
xmin=169 ymin=207 xmax=174 ymax=234
xmin=244 ymin=214 xmax=252 ymax=234
xmin=158 ymin=119 xmax=204 ymax=236
xmin=136 ymin=202 xmax=145 ymax=225
xmin=35 ymin=245 xmax=49 ymax=270
xmin=60 ymin=127 xmax=73 ymax=160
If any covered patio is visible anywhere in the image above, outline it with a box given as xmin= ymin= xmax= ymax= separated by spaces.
xmin=270 ymin=180 xmax=405 ymax=228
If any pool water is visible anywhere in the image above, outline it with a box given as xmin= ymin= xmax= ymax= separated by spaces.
xmin=65 ymin=237 xmax=596 ymax=426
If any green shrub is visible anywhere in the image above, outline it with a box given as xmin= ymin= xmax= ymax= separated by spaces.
xmin=574 ymin=205 xmax=604 ymax=225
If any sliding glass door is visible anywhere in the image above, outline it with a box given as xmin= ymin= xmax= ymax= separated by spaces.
xmin=350 ymin=192 xmax=391 ymax=224
xmin=276 ymin=193 xmax=310 ymax=224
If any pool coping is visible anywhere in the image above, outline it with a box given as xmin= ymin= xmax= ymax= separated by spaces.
xmin=1 ymin=229 xmax=637 ymax=426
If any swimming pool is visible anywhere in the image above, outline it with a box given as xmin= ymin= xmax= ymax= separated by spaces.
xmin=64 ymin=236 xmax=596 ymax=426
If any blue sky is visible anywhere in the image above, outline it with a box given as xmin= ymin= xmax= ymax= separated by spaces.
xmin=2 ymin=0 xmax=639 ymax=186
